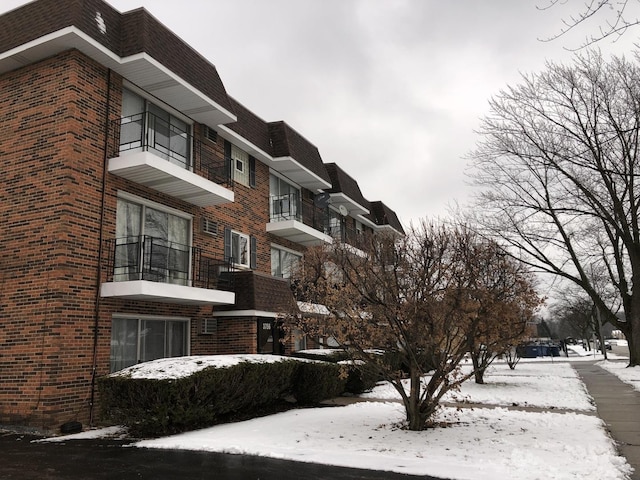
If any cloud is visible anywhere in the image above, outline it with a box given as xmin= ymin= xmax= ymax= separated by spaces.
xmin=3 ymin=0 xmax=637 ymax=226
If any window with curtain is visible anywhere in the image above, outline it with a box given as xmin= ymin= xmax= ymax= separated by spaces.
xmin=224 ymin=227 xmax=256 ymax=269
xmin=327 ymin=208 xmax=345 ymax=240
xmin=110 ymin=317 xmax=189 ymax=372
xmin=115 ymin=198 xmax=191 ymax=285
xmin=231 ymin=231 xmax=249 ymax=267
xmin=271 ymin=246 xmax=301 ymax=278
xmin=120 ymin=88 xmax=191 ymax=168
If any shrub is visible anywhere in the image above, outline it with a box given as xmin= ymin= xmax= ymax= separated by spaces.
xmin=292 ymin=349 xmax=379 ymax=394
xmin=292 ymin=361 xmax=345 ymax=405
xmin=98 ymin=360 xmax=298 ymax=437
xmin=342 ymin=363 xmax=379 ymax=394
xmin=98 ymin=357 xmax=347 ymax=437
xmin=292 ymin=349 xmax=349 ymax=363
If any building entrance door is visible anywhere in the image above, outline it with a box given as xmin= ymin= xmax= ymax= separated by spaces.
xmin=257 ymin=319 xmax=284 ymax=354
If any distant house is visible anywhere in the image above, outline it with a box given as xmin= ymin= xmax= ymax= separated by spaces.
xmin=0 ymin=0 xmax=404 ymax=431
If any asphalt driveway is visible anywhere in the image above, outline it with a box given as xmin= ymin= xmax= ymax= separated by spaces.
xmin=0 ymin=431 xmax=447 ymax=480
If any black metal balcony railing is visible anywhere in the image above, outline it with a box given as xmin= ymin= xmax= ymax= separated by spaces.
xmin=103 ymin=236 xmax=233 ymax=291
xmin=108 ymin=113 xmax=233 ymax=188
xmin=269 ymin=193 xmax=329 ymax=232
xmin=325 ymin=224 xmax=362 ymax=245
xmin=270 ymin=193 xmax=301 ymax=222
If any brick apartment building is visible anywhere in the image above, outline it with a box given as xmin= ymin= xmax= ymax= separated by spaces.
xmin=0 ymin=0 xmax=404 ymax=431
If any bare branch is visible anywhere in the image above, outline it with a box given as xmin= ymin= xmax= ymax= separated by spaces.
xmin=538 ymin=0 xmax=640 ymax=50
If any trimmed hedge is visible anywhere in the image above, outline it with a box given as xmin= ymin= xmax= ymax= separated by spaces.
xmin=293 ymin=361 xmax=345 ymax=404
xmin=292 ymin=349 xmax=350 ymax=363
xmin=98 ymin=358 xmax=344 ymax=437
xmin=343 ymin=363 xmax=379 ymax=394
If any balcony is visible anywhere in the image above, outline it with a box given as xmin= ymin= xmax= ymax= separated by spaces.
xmin=100 ymin=236 xmax=236 ymax=305
xmin=107 ymin=113 xmax=235 ymax=207
xmin=266 ymin=193 xmax=332 ymax=246
xmin=326 ymin=224 xmax=360 ymax=245
xmin=326 ymin=224 xmax=368 ymax=257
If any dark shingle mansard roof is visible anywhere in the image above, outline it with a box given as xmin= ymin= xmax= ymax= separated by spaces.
xmin=267 ymin=121 xmax=332 ymax=187
xmin=0 ymin=0 xmax=235 ymax=122
xmin=368 ymin=201 xmax=405 ymax=235
xmin=223 ymin=100 xmax=331 ymax=189
xmin=324 ymin=163 xmax=369 ymax=211
xmin=225 ymin=97 xmax=273 ymax=157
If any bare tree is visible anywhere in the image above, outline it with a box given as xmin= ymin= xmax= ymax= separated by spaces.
xmin=551 ymin=287 xmax=611 ymax=356
xmin=539 ymin=0 xmax=640 ymax=49
xmin=291 ymin=222 xmax=481 ymax=430
xmin=551 ymin=292 xmax=597 ymax=346
xmin=290 ymin=221 xmax=540 ymax=429
xmin=464 ymin=239 xmax=541 ymax=384
xmin=469 ymin=51 xmax=640 ymax=366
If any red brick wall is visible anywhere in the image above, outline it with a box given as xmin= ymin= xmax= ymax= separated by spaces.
xmin=212 ymin=316 xmax=258 ymax=354
xmin=0 ymin=48 xmax=308 ymax=431
xmin=0 ymin=50 xmax=114 ymax=429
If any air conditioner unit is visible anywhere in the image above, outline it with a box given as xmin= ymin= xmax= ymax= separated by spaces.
xmin=202 ymin=218 xmax=218 ymax=236
xmin=202 ymin=125 xmax=218 ymax=143
xmin=201 ymin=318 xmax=217 ymax=335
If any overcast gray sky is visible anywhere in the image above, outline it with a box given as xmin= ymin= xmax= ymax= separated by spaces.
xmin=3 ymin=0 xmax=637 ymax=227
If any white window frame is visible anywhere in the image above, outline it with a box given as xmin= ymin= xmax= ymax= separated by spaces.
xmin=118 ymin=191 xmax=194 ymax=222
xmin=231 ymin=230 xmax=251 ymax=268
xmin=123 ymin=80 xmax=192 ymax=124
xmin=292 ymin=328 xmax=307 ymax=352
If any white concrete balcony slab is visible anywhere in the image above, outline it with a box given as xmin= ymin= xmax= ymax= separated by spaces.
xmin=108 ymin=151 xmax=234 ymax=207
xmin=100 ymin=280 xmax=235 ymax=306
xmin=266 ymin=219 xmax=332 ymax=246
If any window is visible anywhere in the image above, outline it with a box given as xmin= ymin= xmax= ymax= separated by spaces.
xmin=327 ymin=208 xmax=345 ymax=241
xmin=231 ymin=231 xmax=249 ymax=267
xmin=269 ymin=174 xmax=301 ymax=221
xmin=292 ymin=328 xmax=307 ymax=352
xmin=110 ymin=316 xmax=189 ymax=372
xmin=224 ymin=228 xmax=256 ymax=269
xmin=120 ymin=88 xmax=191 ymax=168
xmin=231 ymin=145 xmax=249 ymax=186
xmin=114 ymin=196 xmax=191 ymax=285
xmin=224 ymin=141 xmax=255 ymax=187
xmin=271 ymin=246 xmax=301 ymax=278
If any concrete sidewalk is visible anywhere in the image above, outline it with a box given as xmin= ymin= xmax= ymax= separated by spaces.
xmin=573 ymin=362 xmax=640 ymax=480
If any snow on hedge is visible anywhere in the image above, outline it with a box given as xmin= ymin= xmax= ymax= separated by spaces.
xmin=109 ymin=354 xmax=301 ymax=380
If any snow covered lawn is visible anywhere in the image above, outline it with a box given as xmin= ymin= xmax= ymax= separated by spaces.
xmin=362 ymin=362 xmax=595 ymax=412
xmin=133 ymin=361 xmax=631 ymax=480
xmin=599 ymin=360 xmax=640 ymax=392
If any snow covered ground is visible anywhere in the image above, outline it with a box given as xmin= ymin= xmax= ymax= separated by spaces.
xmin=600 ymin=359 xmax=640 ymax=392
xmin=127 ymin=354 xmax=631 ymax=480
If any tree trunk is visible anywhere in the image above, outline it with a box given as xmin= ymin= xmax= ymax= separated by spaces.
xmin=471 ymin=351 xmax=485 ymax=384
xmin=404 ymin=364 xmax=434 ymax=431
xmin=405 ymin=365 xmax=423 ymax=431
xmin=628 ymin=317 xmax=640 ymax=367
